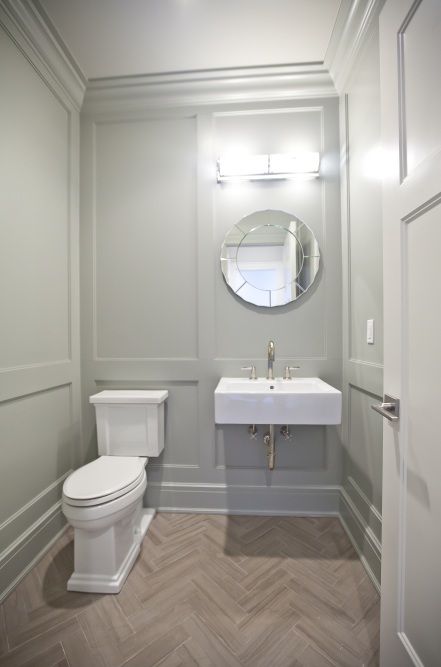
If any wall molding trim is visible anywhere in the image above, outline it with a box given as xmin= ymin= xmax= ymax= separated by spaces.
xmin=0 ymin=502 xmax=67 ymax=602
xmin=147 ymin=482 xmax=341 ymax=516
xmin=346 ymin=476 xmax=382 ymax=541
xmin=339 ymin=486 xmax=381 ymax=591
xmin=82 ymin=64 xmax=337 ymax=115
xmin=325 ymin=0 xmax=385 ymax=93
xmin=0 ymin=0 xmax=86 ymax=110
xmin=1 ymin=0 xmax=384 ymax=112
xmin=0 ymin=487 xmax=381 ymax=600
xmin=0 ymin=471 xmax=71 ymax=554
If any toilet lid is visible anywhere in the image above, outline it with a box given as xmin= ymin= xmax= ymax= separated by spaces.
xmin=63 ymin=456 xmax=146 ymax=505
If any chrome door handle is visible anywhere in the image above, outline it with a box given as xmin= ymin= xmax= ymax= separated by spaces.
xmin=371 ymin=394 xmax=400 ymax=422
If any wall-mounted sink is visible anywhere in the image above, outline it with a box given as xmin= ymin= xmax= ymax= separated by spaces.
xmin=215 ymin=377 xmax=342 ymax=425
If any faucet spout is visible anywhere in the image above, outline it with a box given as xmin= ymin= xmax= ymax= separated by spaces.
xmin=267 ymin=340 xmax=275 ymax=380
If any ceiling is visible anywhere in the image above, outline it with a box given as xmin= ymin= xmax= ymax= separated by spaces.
xmin=39 ymin=0 xmax=343 ymax=81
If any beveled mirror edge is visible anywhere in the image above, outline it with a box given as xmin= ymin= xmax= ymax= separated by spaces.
xmin=220 ymin=209 xmax=320 ymax=308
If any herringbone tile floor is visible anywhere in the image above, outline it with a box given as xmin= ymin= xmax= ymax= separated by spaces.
xmin=0 ymin=514 xmax=380 ymax=667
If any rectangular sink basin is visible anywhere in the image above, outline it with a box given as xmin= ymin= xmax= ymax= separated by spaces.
xmin=215 ymin=377 xmax=342 ymax=425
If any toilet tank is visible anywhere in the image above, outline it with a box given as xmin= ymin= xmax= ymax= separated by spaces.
xmin=89 ymin=390 xmax=168 ymax=457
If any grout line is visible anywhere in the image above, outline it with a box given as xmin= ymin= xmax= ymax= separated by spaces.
xmin=60 ymin=640 xmax=71 ymax=667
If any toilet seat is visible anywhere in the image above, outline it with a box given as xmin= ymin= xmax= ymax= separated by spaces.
xmin=63 ymin=456 xmax=147 ymax=507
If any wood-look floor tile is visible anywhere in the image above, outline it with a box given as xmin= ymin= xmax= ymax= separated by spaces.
xmin=284 ymin=575 xmax=355 ymax=629
xmin=294 ymin=615 xmax=369 ymax=667
xmin=236 ymin=568 xmax=290 ymax=615
xmin=78 ymin=594 xmax=134 ymax=650
xmin=342 ymin=574 xmax=380 ymax=624
xmin=174 ymin=638 xmax=201 ymax=667
xmin=353 ymin=599 xmax=380 ymax=650
xmin=153 ymin=651 xmax=183 ymax=667
xmin=196 ymin=558 xmax=247 ymax=603
xmin=296 ymin=644 xmax=338 ymax=667
xmin=0 ymin=618 xmax=80 ymax=667
xmin=122 ymin=625 xmax=189 ymax=667
xmin=192 ymin=571 xmax=246 ymax=625
xmin=120 ymin=626 xmax=189 ymax=667
xmin=189 ymin=590 xmax=242 ymax=655
xmin=0 ymin=607 xmax=8 ymax=657
xmin=18 ymin=644 xmax=66 ymax=667
xmin=238 ymin=586 xmax=300 ymax=647
xmin=183 ymin=614 xmax=242 ymax=667
xmin=239 ymin=606 xmax=305 ymax=667
xmin=61 ymin=626 xmax=106 ymax=667
xmin=0 ymin=514 xmax=380 ymax=667
xmin=176 ymin=639 xmax=213 ymax=667
xmin=136 ymin=551 xmax=201 ymax=604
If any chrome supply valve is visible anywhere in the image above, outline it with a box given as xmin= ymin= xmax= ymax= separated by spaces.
xmin=248 ymin=424 xmax=258 ymax=439
xmin=280 ymin=425 xmax=292 ymax=440
xmin=283 ymin=365 xmax=300 ymax=380
xmin=241 ymin=365 xmax=257 ymax=380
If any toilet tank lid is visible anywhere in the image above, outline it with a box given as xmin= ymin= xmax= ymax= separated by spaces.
xmin=90 ymin=390 xmax=168 ymax=404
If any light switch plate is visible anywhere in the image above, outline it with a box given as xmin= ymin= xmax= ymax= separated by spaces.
xmin=367 ymin=319 xmax=374 ymax=344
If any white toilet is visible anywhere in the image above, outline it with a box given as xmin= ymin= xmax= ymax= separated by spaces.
xmin=62 ymin=389 xmax=167 ymax=594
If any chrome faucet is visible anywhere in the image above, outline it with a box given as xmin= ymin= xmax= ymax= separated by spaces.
xmin=267 ymin=340 xmax=275 ymax=380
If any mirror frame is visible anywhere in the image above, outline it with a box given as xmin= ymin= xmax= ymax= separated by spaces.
xmin=220 ymin=209 xmax=320 ymax=307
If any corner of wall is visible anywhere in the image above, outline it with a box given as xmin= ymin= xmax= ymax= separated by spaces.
xmin=337 ymin=11 xmax=384 ymax=588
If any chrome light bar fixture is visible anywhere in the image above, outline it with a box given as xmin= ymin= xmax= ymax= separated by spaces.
xmin=217 ymin=152 xmax=320 ymax=182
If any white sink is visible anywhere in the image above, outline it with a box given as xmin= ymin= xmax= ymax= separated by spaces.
xmin=215 ymin=377 xmax=342 ymax=425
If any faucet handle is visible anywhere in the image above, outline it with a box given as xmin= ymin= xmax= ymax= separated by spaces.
xmin=241 ymin=365 xmax=257 ymax=380
xmin=284 ymin=365 xmax=300 ymax=380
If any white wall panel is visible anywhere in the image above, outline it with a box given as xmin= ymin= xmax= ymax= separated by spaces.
xmin=82 ymin=97 xmax=342 ymax=506
xmin=0 ymin=385 xmax=73 ymax=528
xmin=0 ymin=16 xmax=81 ymax=599
xmin=340 ymin=25 xmax=383 ymax=586
xmin=348 ymin=385 xmax=383 ymax=512
xmin=94 ymin=118 xmax=198 ymax=359
xmin=0 ymin=29 xmax=70 ymax=369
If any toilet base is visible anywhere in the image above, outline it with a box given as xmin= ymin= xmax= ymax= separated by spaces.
xmin=67 ymin=507 xmax=155 ymax=594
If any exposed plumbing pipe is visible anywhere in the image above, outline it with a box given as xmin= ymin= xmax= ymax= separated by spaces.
xmin=263 ymin=424 xmax=275 ymax=470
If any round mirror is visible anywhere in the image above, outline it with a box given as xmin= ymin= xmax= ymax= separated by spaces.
xmin=220 ymin=209 xmax=320 ymax=307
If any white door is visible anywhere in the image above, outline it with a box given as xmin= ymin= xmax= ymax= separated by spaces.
xmin=378 ymin=0 xmax=441 ymax=665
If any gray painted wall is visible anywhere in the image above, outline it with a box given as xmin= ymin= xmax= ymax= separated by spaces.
xmin=0 ymin=1 xmax=384 ymax=600
xmin=80 ymin=97 xmax=343 ymax=515
xmin=0 ymin=14 xmax=81 ymax=599
xmin=339 ymin=24 xmax=383 ymax=587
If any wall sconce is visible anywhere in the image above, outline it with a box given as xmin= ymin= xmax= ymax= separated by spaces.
xmin=217 ymin=152 xmax=320 ymax=182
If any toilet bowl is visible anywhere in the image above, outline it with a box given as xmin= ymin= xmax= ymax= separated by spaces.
xmin=62 ymin=390 xmax=167 ymax=594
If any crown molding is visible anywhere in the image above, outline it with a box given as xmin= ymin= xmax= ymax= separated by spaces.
xmin=82 ymin=63 xmax=337 ymax=116
xmin=325 ymin=0 xmax=385 ymax=93
xmin=1 ymin=0 xmax=384 ymax=112
xmin=0 ymin=0 xmax=86 ymax=110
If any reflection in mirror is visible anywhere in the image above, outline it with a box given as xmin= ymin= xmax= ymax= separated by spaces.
xmin=221 ymin=210 xmax=320 ymax=307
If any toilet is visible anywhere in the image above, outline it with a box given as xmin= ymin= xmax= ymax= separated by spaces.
xmin=62 ymin=389 xmax=167 ymax=594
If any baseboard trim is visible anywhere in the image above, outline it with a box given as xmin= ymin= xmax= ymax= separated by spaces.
xmin=0 ymin=503 xmax=67 ymax=603
xmin=346 ymin=476 xmax=382 ymax=542
xmin=0 ymin=483 xmax=381 ymax=601
xmin=339 ymin=487 xmax=381 ymax=591
xmin=339 ymin=514 xmax=380 ymax=594
xmin=147 ymin=483 xmax=341 ymax=516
